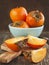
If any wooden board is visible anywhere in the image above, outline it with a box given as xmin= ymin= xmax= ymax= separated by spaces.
xmin=0 ymin=51 xmax=22 ymax=63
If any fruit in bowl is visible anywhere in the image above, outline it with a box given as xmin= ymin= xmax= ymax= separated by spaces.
xmin=9 ymin=7 xmax=45 ymax=37
xmin=8 ymin=23 xmax=44 ymax=37
xmin=12 ymin=21 xmax=29 ymax=28
xmin=26 ymin=10 xmax=45 ymax=27
xmin=10 ymin=7 xmax=27 ymax=22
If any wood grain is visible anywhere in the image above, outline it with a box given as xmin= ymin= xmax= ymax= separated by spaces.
xmin=0 ymin=51 xmax=22 ymax=63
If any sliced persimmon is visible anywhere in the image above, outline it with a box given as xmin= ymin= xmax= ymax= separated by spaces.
xmin=6 ymin=43 xmax=20 ymax=52
xmin=27 ymin=35 xmax=47 ymax=49
xmin=23 ymin=48 xmax=47 ymax=63
xmin=31 ymin=48 xmax=47 ymax=63
xmin=5 ymin=37 xmax=27 ymax=51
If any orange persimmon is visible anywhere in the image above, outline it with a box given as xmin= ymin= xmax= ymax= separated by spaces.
xmin=5 ymin=37 xmax=27 ymax=51
xmin=6 ymin=43 xmax=20 ymax=52
xmin=4 ymin=38 xmax=20 ymax=52
xmin=26 ymin=10 xmax=45 ymax=27
xmin=10 ymin=7 xmax=27 ymax=22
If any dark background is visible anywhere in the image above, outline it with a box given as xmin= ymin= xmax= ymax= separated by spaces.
xmin=0 ymin=0 xmax=49 ymax=31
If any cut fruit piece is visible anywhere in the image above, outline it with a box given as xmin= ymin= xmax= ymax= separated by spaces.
xmin=5 ymin=37 xmax=26 ymax=44
xmin=1 ymin=43 xmax=20 ymax=52
xmin=31 ymin=48 xmax=47 ymax=63
xmin=26 ymin=10 xmax=45 ymax=27
xmin=6 ymin=42 xmax=20 ymax=52
xmin=23 ymin=48 xmax=47 ymax=63
xmin=27 ymin=35 xmax=47 ymax=49
xmin=4 ymin=37 xmax=27 ymax=51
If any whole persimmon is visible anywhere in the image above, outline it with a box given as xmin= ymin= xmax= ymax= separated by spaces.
xmin=26 ymin=10 xmax=45 ymax=27
xmin=10 ymin=7 xmax=27 ymax=22
xmin=12 ymin=21 xmax=29 ymax=28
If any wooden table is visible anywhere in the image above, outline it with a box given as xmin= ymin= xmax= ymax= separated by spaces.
xmin=0 ymin=31 xmax=49 ymax=65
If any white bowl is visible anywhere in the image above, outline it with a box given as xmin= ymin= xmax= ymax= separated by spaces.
xmin=8 ymin=23 xmax=44 ymax=37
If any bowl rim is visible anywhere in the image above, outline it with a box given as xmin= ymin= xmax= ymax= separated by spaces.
xmin=8 ymin=23 xmax=44 ymax=29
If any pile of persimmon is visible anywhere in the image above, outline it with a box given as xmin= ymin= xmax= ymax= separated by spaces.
xmin=10 ymin=7 xmax=45 ymax=28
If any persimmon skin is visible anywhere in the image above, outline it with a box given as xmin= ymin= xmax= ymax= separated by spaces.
xmin=27 ymin=43 xmax=44 ymax=49
xmin=10 ymin=7 xmax=27 ymax=22
xmin=26 ymin=10 xmax=45 ymax=27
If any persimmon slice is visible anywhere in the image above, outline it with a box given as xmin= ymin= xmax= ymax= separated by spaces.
xmin=27 ymin=35 xmax=47 ymax=49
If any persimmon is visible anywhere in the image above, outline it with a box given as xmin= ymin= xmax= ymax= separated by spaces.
xmin=26 ymin=10 xmax=45 ymax=27
xmin=10 ymin=7 xmax=27 ymax=22
xmin=6 ymin=43 xmax=20 ymax=52
xmin=12 ymin=21 xmax=29 ymax=28
xmin=27 ymin=35 xmax=47 ymax=49
xmin=5 ymin=38 xmax=20 ymax=51
xmin=5 ymin=37 xmax=27 ymax=51
xmin=23 ymin=48 xmax=47 ymax=63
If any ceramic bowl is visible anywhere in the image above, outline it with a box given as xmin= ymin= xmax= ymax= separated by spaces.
xmin=8 ymin=23 xmax=44 ymax=37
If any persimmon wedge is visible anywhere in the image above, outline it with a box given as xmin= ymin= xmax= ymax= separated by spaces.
xmin=5 ymin=37 xmax=27 ymax=51
xmin=27 ymin=35 xmax=47 ymax=49
xmin=31 ymin=48 xmax=47 ymax=63
xmin=23 ymin=48 xmax=47 ymax=63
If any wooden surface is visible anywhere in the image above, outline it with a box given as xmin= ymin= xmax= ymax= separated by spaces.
xmin=0 ymin=31 xmax=49 ymax=65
